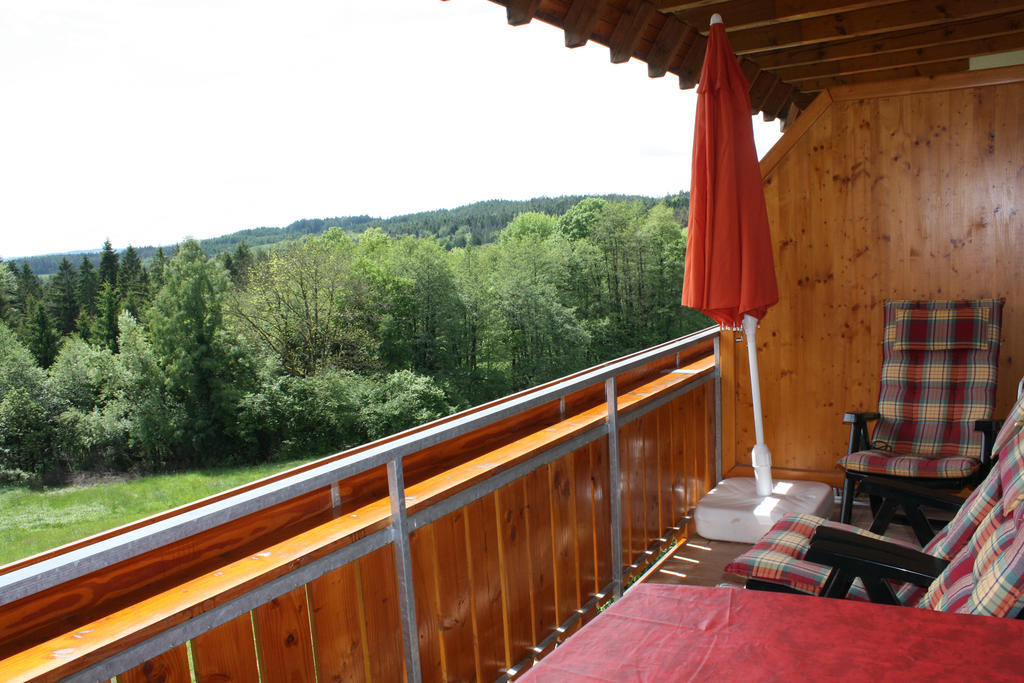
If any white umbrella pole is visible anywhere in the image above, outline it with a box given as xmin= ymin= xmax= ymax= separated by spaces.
xmin=742 ymin=314 xmax=773 ymax=496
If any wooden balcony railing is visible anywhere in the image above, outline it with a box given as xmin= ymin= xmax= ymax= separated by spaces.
xmin=0 ymin=327 xmax=721 ymax=682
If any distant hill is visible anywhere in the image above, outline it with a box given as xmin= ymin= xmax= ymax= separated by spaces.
xmin=11 ymin=193 xmax=685 ymax=276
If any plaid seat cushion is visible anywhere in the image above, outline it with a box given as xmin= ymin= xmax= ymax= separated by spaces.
xmin=867 ymin=299 xmax=1002 ymax=462
xmin=724 ymin=513 xmax=917 ymax=596
xmin=919 ymin=506 xmax=1024 ymax=617
xmin=837 ymin=449 xmax=980 ymax=478
xmin=996 ymin=401 xmax=1024 ymax=516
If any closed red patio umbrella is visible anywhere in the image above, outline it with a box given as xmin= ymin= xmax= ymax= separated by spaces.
xmin=684 ymin=15 xmax=831 ymax=541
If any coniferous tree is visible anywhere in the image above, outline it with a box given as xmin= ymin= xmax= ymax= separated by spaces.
xmin=98 ymin=239 xmax=119 ymax=287
xmin=228 ymin=242 xmax=254 ymax=287
xmin=117 ymin=245 xmax=148 ymax=316
xmin=77 ymin=255 xmax=99 ymax=316
xmin=25 ymin=299 xmax=59 ymax=368
xmin=91 ymin=282 xmax=121 ymax=351
xmin=0 ymin=260 xmax=19 ymax=327
xmin=16 ymin=262 xmax=43 ymax=312
xmin=146 ymin=240 xmax=252 ymax=461
xmin=149 ymin=247 xmax=168 ymax=293
xmin=48 ymin=257 xmax=79 ymax=335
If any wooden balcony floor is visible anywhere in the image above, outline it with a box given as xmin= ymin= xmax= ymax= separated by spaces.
xmin=643 ymin=498 xmax=921 ymax=589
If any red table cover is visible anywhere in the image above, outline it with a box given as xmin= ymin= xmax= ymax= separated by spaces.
xmin=522 ymin=584 xmax=1023 ymax=682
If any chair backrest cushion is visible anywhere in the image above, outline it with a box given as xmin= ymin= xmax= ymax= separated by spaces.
xmin=912 ymin=402 xmax=1024 ymax=616
xmin=872 ymin=299 xmax=1003 ymax=460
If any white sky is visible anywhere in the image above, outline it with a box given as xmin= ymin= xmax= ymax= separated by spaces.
xmin=0 ymin=0 xmax=782 ymax=259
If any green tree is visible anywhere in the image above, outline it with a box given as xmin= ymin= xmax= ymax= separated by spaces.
xmin=16 ymin=262 xmax=43 ymax=314
xmin=48 ymin=257 xmax=79 ymax=335
xmin=0 ymin=321 xmax=56 ymax=475
xmin=117 ymin=245 xmax=148 ymax=316
xmin=25 ymin=299 xmax=60 ymax=368
xmin=0 ymin=261 xmax=19 ymax=327
xmin=77 ymin=255 xmax=99 ymax=318
xmin=227 ymin=241 xmax=254 ymax=287
xmin=148 ymin=247 xmax=168 ymax=292
xmin=98 ymin=239 xmax=119 ymax=287
xmin=556 ymin=197 xmax=607 ymax=241
xmin=358 ymin=370 xmax=452 ymax=441
xmin=47 ymin=336 xmax=129 ymax=470
xmin=117 ymin=312 xmax=182 ymax=469
xmin=90 ymin=283 xmax=121 ymax=351
xmin=230 ymin=233 xmax=379 ymax=377
xmin=146 ymin=240 xmax=252 ymax=463
xmin=499 ymin=211 xmax=557 ymax=243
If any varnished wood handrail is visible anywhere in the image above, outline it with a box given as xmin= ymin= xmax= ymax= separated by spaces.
xmin=0 ymin=334 xmax=719 ymax=682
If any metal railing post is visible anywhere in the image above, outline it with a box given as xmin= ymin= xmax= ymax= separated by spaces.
xmin=605 ymin=377 xmax=624 ymax=598
xmin=388 ymin=458 xmax=422 ymax=683
xmin=713 ymin=333 xmax=723 ymax=485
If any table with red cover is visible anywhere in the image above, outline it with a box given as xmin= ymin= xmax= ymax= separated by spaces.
xmin=521 ymin=584 xmax=1024 ymax=681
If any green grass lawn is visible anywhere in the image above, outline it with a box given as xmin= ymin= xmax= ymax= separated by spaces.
xmin=0 ymin=458 xmax=312 ymax=567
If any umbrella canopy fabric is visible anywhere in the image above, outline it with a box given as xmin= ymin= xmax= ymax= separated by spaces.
xmin=681 ymin=19 xmax=778 ymax=328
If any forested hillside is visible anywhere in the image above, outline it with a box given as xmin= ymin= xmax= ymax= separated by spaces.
xmin=14 ymin=193 xmax=686 ymax=276
xmin=0 ymin=196 xmax=707 ymax=483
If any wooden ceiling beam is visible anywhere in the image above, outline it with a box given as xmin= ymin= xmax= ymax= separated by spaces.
xmin=747 ymin=71 xmax=777 ymax=113
xmin=661 ymin=0 xmax=904 ymax=33
xmin=751 ymin=12 xmax=1024 ymax=69
xmin=608 ymin=0 xmax=657 ymax=63
xmin=727 ymin=1 xmax=1024 ymax=56
xmin=563 ymin=0 xmax=609 ymax=47
xmin=506 ymin=0 xmax=543 ymax=26
xmin=796 ymin=59 xmax=970 ymax=93
xmin=647 ymin=17 xmax=692 ymax=77
xmin=676 ymin=33 xmax=708 ymax=89
xmin=761 ymin=81 xmax=794 ymax=122
xmin=774 ymin=33 xmax=1024 ymax=84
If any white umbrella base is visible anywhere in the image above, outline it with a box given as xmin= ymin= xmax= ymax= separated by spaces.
xmin=694 ymin=478 xmax=833 ymax=544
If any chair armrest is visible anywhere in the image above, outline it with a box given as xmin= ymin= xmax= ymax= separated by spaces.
xmin=858 ymin=476 xmax=964 ymax=513
xmin=976 ymin=419 xmax=1004 ymax=471
xmin=843 ymin=412 xmax=879 ymax=453
xmin=806 ymin=527 xmax=948 ymax=604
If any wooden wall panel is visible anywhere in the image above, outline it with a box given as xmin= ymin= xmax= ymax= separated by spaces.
xmin=252 ymin=586 xmax=318 ymax=682
xmin=191 ymin=614 xmax=260 ymax=682
xmin=723 ymin=66 xmax=1024 ymax=485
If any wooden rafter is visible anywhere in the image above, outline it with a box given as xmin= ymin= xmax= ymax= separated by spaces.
xmin=482 ymin=0 xmax=1024 ymax=125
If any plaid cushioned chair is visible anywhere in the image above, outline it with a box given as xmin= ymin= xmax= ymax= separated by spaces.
xmin=724 ymin=396 xmax=1024 ymax=617
xmin=838 ymin=299 xmax=1004 ymax=525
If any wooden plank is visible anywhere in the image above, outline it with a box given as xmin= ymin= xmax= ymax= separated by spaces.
xmin=591 ymin=438 xmax=613 ymax=595
xmin=0 ymin=487 xmax=333 ymax=658
xmin=676 ymin=34 xmax=707 ymax=90
xmin=646 ymin=17 xmax=690 ymax=78
xmin=563 ymin=0 xmax=607 ymax=48
xmin=548 ymin=450 xmax=578 ymax=633
xmin=506 ymin=0 xmax=543 ymax=26
xmin=463 ymin=494 xmax=506 ymax=680
xmin=727 ymin=0 xmax=1024 ymax=55
xmin=642 ymin=411 xmax=662 ymax=549
xmin=191 ymin=614 xmax=260 ymax=683
xmin=621 ymin=418 xmax=644 ymax=568
xmin=523 ymin=465 xmax=556 ymax=645
xmin=116 ymin=643 xmax=190 ymax=683
xmin=430 ymin=509 xmax=477 ymax=683
xmin=409 ymin=525 xmax=443 ymax=682
xmin=723 ymin=67 xmax=1024 ymax=482
xmin=608 ymin=0 xmax=656 ymax=64
xmin=573 ymin=443 xmax=597 ymax=606
xmin=307 ymin=561 xmax=364 ymax=683
xmin=358 ymin=546 xmax=403 ymax=682
xmin=252 ymin=586 xmax=317 ymax=682
xmin=495 ymin=479 xmax=532 ymax=667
